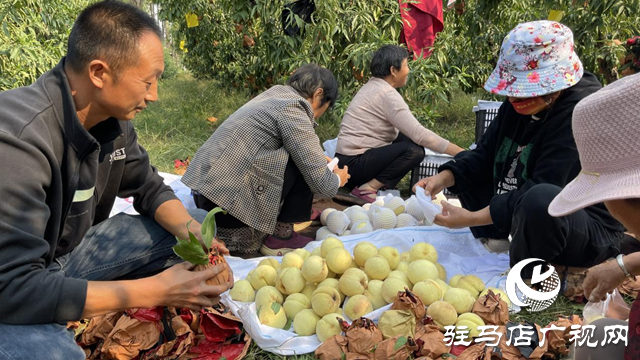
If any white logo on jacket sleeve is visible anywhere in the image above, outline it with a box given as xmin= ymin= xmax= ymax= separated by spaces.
xmin=109 ymin=148 xmax=127 ymax=163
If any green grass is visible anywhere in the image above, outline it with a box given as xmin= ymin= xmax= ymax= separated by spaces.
xmin=243 ymin=342 xmax=315 ymax=359
xmin=135 ymin=72 xmax=249 ymax=173
xmin=512 ymin=295 xmax=584 ymax=325
xmin=135 ymin=73 xmax=584 ymax=358
xmin=135 ymin=73 xmax=482 ymax=175
xmin=429 ymin=87 xmax=485 ymax=149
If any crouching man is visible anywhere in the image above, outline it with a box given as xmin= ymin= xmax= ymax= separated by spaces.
xmin=0 ymin=2 xmax=232 ymax=359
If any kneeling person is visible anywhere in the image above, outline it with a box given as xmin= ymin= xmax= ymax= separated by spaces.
xmin=336 ymin=45 xmax=463 ymax=202
xmin=414 ymin=21 xmax=624 ymax=273
xmin=183 ymin=64 xmax=349 ymax=256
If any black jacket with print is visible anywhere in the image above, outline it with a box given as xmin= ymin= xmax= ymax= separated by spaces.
xmin=0 ymin=59 xmax=177 ymax=324
xmin=440 ymin=72 xmax=624 ymax=234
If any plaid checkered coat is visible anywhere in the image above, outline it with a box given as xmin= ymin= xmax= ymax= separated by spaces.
xmin=182 ymin=85 xmax=340 ymax=234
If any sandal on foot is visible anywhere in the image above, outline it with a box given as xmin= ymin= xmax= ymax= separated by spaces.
xmin=350 ymin=187 xmax=377 ymax=203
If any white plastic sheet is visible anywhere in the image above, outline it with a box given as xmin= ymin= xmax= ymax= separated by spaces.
xmin=221 ymin=226 xmax=511 ymax=355
xmin=415 ymin=186 xmax=443 ymax=224
xmin=110 ymin=172 xmax=196 ymax=217
xmin=322 ymin=138 xmax=338 ymax=158
xmin=109 ymin=173 xmax=512 ymax=354
xmin=326 ymin=157 xmax=339 ymax=171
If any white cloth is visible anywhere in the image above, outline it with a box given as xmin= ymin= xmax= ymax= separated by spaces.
xmin=415 ymin=186 xmax=443 ymax=224
xmin=109 ymin=172 xmax=196 ymax=217
xmin=322 ymin=138 xmax=338 ymax=158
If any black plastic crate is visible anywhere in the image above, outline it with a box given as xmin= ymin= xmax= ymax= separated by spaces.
xmin=409 ymin=154 xmax=455 ymax=197
xmin=474 ymin=107 xmax=500 ymax=143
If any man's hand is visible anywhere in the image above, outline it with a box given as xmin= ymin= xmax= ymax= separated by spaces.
xmin=413 ymin=170 xmax=455 ymax=196
xmin=186 ymin=221 xmax=230 ymax=255
xmin=583 ymin=259 xmax=628 ymax=303
xmin=153 ymin=262 xmax=234 ymax=311
xmin=82 ymin=261 xmax=234 ymax=319
xmin=334 ymin=165 xmax=350 ymax=187
xmin=155 ymin=200 xmax=230 ymax=255
xmin=325 ymin=155 xmax=332 ymax=163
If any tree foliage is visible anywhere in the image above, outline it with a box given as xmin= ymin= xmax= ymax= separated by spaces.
xmin=3 ymin=0 xmax=638 ymax=115
xmin=0 ymin=0 xmax=94 ymax=91
xmin=444 ymin=0 xmax=640 ymax=88
xmin=156 ymin=0 xmax=640 ymax=115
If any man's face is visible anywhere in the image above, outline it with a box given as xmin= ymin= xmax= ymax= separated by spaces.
xmin=99 ymin=32 xmax=164 ymax=120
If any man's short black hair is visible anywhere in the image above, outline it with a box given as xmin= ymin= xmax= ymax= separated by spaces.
xmin=287 ymin=64 xmax=339 ymax=108
xmin=370 ymin=45 xmax=409 ymax=78
xmin=66 ymin=0 xmax=161 ymax=79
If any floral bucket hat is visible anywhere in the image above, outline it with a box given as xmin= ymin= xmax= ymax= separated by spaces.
xmin=484 ymin=20 xmax=583 ymax=97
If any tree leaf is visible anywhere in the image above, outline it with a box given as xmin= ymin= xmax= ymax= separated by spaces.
xmin=173 ymin=243 xmax=209 ymax=265
xmin=394 ymin=336 xmax=407 ymax=351
xmin=200 ymin=207 xmax=226 ymax=250
xmin=173 ymin=236 xmax=208 ymax=265
xmin=188 ymin=227 xmax=206 ymax=250
xmin=271 ymin=302 xmax=282 ymax=314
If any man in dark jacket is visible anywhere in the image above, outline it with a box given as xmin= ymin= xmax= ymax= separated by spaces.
xmin=0 ymin=2 xmax=232 ymax=358
xmin=415 ymin=21 xmax=624 ymax=273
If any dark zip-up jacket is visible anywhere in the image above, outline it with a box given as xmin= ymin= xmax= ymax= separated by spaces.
xmin=440 ymin=72 xmax=624 ymax=234
xmin=0 ymin=59 xmax=177 ymax=324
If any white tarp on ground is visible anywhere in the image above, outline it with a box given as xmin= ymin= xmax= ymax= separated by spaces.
xmin=110 ymin=172 xmax=512 ymax=355
xmin=110 ymin=172 xmax=196 ymax=217
xmin=221 ymin=227 xmax=511 ymax=356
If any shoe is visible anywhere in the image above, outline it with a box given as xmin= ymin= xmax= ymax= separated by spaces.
xmin=310 ymin=208 xmax=321 ymax=222
xmin=481 ymin=238 xmax=510 ymax=254
xmin=260 ymin=231 xmax=314 ymax=256
xmin=350 ymin=187 xmax=377 ymax=203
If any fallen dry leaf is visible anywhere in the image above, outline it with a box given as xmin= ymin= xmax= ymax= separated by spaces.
xmin=472 ymin=290 xmax=509 ymax=326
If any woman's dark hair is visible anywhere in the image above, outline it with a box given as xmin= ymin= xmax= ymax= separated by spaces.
xmin=287 ymin=64 xmax=339 ymax=107
xmin=66 ymin=0 xmax=162 ymax=80
xmin=370 ymin=45 xmax=409 ymax=78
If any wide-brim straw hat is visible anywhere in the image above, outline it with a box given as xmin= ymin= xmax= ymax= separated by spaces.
xmin=548 ymin=72 xmax=640 ymax=217
xmin=484 ymin=20 xmax=583 ymax=98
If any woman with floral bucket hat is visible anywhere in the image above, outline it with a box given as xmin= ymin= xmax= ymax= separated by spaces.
xmin=414 ymin=20 xmax=624 ymax=275
xmin=548 ymin=72 xmax=640 ymax=360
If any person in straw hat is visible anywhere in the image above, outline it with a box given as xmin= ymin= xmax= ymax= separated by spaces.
xmin=549 ymin=72 xmax=640 ymax=360
xmin=414 ymin=20 xmax=624 ymax=275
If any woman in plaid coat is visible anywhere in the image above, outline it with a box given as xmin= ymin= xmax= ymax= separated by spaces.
xmin=183 ymin=65 xmax=349 ymax=255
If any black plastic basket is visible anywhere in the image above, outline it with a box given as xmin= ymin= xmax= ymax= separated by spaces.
xmin=409 ymin=154 xmax=455 ymax=197
xmin=474 ymin=108 xmax=500 ymax=143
